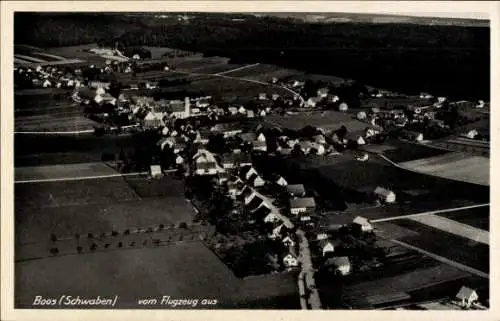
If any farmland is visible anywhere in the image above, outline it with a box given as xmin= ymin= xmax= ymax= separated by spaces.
xmin=15 ymin=162 xmax=119 ymax=182
xmin=435 ymin=206 xmax=490 ymax=231
xmin=15 ymin=44 xmax=84 ymax=66
xmin=399 ymin=153 xmax=490 ymax=186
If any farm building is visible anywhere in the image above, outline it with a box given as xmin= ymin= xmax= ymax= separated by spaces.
xmin=221 ymin=153 xmax=239 ymax=169
xmin=194 ymin=161 xmax=218 ymax=176
xmin=258 ymin=93 xmax=268 ymax=100
xmin=357 ymin=111 xmax=367 ymax=120
xmin=305 ymin=97 xmax=322 ymax=108
xmin=253 ymin=140 xmax=268 ymax=152
xmin=149 ymin=165 xmax=163 ymax=178
xmin=142 ymin=111 xmax=165 ymax=128
xmin=317 ymin=87 xmax=329 ymax=98
xmin=169 ymin=97 xmax=191 ymax=119
xmin=227 ymin=179 xmax=245 ymax=198
xmin=289 ymin=197 xmax=316 ymax=215
xmin=455 ymin=286 xmax=479 ymax=308
xmin=236 ymin=153 xmax=252 ymax=167
xmin=374 ymin=187 xmax=396 ymax=204
xmin=352 ymin=216 xmax=373 ymax=233
xmin=286 ymin=184 xmax=306 ymax=197
xmin=325 ymin=256 xmax=351 ymax=276
xmin=241 ymin=166 xmax=259 ymax=181
xmin=315 ymin=231 xmax=329 ymax=241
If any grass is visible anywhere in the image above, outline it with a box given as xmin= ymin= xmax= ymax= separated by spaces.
xmin=381 ymin=139 xmax=452 ymax=163
xmin=15 ymin=114 xmax=99 ymax=132
xmin=123 ymin=175 xmax=186 ymax=198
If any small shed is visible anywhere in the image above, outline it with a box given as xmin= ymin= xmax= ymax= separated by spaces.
xmin=150 ymin=165 xmax=163 ymax=178
xmin=352 ymin=216 xmax=373 ymax=232
xmin=325 ymin=256 xmax=351 ymax=276
xmin=456 ymin=286 xmax=479 ymax=308
xmin=374 ymin=186 xmax=396 ymax=204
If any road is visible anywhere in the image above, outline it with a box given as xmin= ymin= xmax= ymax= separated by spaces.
xmin=296 ymin=229 xmax=322 ymax=309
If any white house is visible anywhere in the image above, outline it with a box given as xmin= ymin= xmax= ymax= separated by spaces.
xmin=306 ymin=97 xmax=321 ymax=108
xmin=238 ymin=106 xmax=247 ymax=115
xmin=455 ymin=286 xmax=479 ymax=308
xmin=42 ymin=79 xmax=52 ymax=88
xmin=150 ymin=165 xmax=163 ymax=178
xmin=286 ymin=184 xmax=306 ymax=197
xmin=352 ymin=216 xmax=373 ymax=233
xmin=248 ymin=173 xmax=266 ymax=187
xmin=475 ymin=100 xmax=485 ymax=109
xmin=355 ymin=153 xmax=369 ymax=162
xmin=319 ymin=239 xmax=338 ymax=257
xmin=283 ymin=252 xmax=299 ymax=268
xmin=356 ymin=136 xmax=366 ymax=145
xmin=253 ymin=140 xmax=267 ymax=152
xmin=270 ymin=224 xmax=286 ymax=240
xmin=242 ymin=167 xmax=259 ymax=181
xmin=374 ymin=186 xmax=396 ymax=204
xmin=175 ymin=155 xmax=184 ymax=165
xmin=258 ymin=93 xmax=267 ymax=100
xmin=289 ymin=197 xmax=316 ymax=215
xmin=257 ymin=133 xmax=267 ymax=142
xmin=317 ymin=87 xmax=329 ymax=98
xmin=466 ymin=129 xmax=478 ymax=139
xmin=227 ymin=106 xmax=238 ymax=115
xmin=316 ymin=232 xmax=329 ymax=241
xmin=96 ymin=87 xmax=106 ymax=96
xmin=272 ymin=93 xmax=280 ymax=101
xmin=264 ymin=211 xmax=282 ymax=224
xmin=247 ymin=110 xmax=255 ymax=118
xmin=276 ymin=176 xmax=288 ymax=187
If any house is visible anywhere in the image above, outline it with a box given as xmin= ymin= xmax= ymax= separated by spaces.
xmin=221 ymin=153 xmax=238 ymax=169
xmin=319 ymin=239 xmax=339 ymax=257
xmin=269 ymin=223 xmax=286 ymax=239
xmin=257 ymin=133 xmax=267 ymax=142
xmin=246 ymin=195 xmax=265 ymax=213
xmin=246 ymin=110 xmax=255 ymax=118
xmin=286 ymin=184 xmax=306 ymax=197
xmin=264 ymin=211 xmax=282 ymax=224
xmin=194 ymin=131 xmax=210 ymax=144
xmin=42 ymin=79 xmax=52 ymax=88
xmin=313 ymin=134 xmax=326 ymax=145
xmin=239 ymin=185 xmax=254 ymax=203
xmin=150 ymin=165 xmax=163 ymax=178
xmin=175 ymin=155 xmax=185 ymax=165
xmin=465 ymin=129 xmax=478 ymax=139
xmin=352 ymin=216 xmax=373 ymax=233
xmin=253 ymin=140 xmax=267 ymax=152
xmin=475 ymin=100 xmax=485 ymax=109
xmin=355 ymin=153 xmax=369 ymax=162
xmin=227 ymin=106 xmax=239 ymax=115
xmin=325 ymin=256 xmax=351 ymax=276
xmin=228 ymin=179 xmax=245 ymax=198
xmin=172 ymin=143 xmax=186 ymax=154
xmin=169 ymin=97 xmax=191 ymax=119
xmin=305 ymin=97 xmax=321 ymax=108
xmin=236 ymin=153 xmax=252 ymax=167
xmin=316 ymin=232 xmax=329 ymax=241
xmin=253 ymin=204 xmax=273 ymax=221
xmin=289 ymin=197 xmax=316 ymax=215
xmin=142 ymin=111 xmax=165 ymax=128
xmin=338 ymin=102 xmax=349 ymax=111
xmin=194 ymin=161 xmax=218 ymax=176
xmin=241 ymin=166 xmax=259 ymax=181
xmin=291 ymin=80 xmax=305 ymax=88
xmin=240 ymin=132 xmax=257 ymax=144
xmin=317 ymin=87 xmax=329 ymax=98
xmin=283 ymin=251 xmax=299 ymax=268
xmin=258 ymin=93 xmax=268 ymax=100
xmin=455 ymin=286 xmax=479 ymax=308
xmin=248 ymin=173 xmax=266 ymax=187
xmin=272 ymin=93 xmax=280 ymax=101
xmin=356 ymin=136 xmax=366 ymax=145
xmin=374 ymin=187 xmax=396 ymax=204
xmin=276 ymin=176 xmax=288 ymax=187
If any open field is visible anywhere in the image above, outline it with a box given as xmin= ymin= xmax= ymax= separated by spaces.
xmin=15 ymin=44 xmax=84 ymax=66
xmin=265 ymin=111 xmax=370 ymax=132
xmin=16 ymin=196 xmax=196 ymax=245
xmin=15 ymin=176 xmax=141 ymax=210
xmin=123 ymin=175 xmax=186 ymax=198
xmin=400 ymin=153 xmax=489 ymax=186
xmin=15 ymin=162 xmax=118 ymax=182
xmin=388 ymin=220 xmax=489 ymax=273
xmin=15 ymin=114 xmax=99 ymax=132
xmin=374 ymin=139 xmax=452 ymax=163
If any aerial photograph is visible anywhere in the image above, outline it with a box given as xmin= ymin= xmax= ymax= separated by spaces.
xmin=13 ymin=10 xmax=490 ymax=310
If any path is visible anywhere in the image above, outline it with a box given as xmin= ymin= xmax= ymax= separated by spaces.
xmin=296 ymin=229 xmax=322 ymax=309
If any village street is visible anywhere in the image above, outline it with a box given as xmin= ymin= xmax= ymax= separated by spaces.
xmin=296 ymin=229 xmax=322 ymax=309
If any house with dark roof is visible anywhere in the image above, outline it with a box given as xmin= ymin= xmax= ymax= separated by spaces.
xmin=253 ymin=204 xmax=273 ymax=221
xmin=286 ymin=184 xmax=306 ymax=197
xmin=246 ymin=195 xmax=264 ymax=213
xmin=318 ymin=239 xmax=340 ymax=257
xmin=221 ymin=153 xmax=239 ymax=169
xmin=289 ymin=197 xmax=316 ymax=215
xmin=248 ymin=173 xmax=266 ymax=187
xmin=455 ymin=286 xmax=479 ymax=308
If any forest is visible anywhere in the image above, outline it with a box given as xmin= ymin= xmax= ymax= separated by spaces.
xmin=14 ymin=13 xmax=490 ymax=99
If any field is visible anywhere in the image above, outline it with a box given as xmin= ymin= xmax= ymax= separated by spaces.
xmin=399 ymin=153 xmax=490 ymax=186
xmin=265 ymin=110 xmax=370 ymax=132
xmin=385 ymin=219 xmax=489 ymax=273
xmin=15 ymin=114 xmax=99 ymax=132
xmin=15 ymin=162 xmax=118 ymax=181
xmin=437 ymin=206 xmax=489 ymax=230
xmin=373 ymin=139 xmax=452 ymax=163
xmin=15 ymin=44 xmax=84 ymax=66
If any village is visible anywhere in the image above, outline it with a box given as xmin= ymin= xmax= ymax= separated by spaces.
xmin=13 ymin=41 xmax=490 ymax=310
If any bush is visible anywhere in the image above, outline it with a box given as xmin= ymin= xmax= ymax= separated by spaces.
xmin=50 ymin=234 xmax=57 ymax=242
xmin=111 ymin=231 xmax=118 ymax=236
xmin=124 ymin=229 xmax=130 ymax=235
xmin=117 ymin=242 xmax=123 ymax=248
xmin=88 ymin=233 xmax=94 ymax=239
xmin=90 ymin=243 xmax=97 ymax=251
xmin=49 ymin=247 xmax=59 ymax=255
xmin=76 ymin=246 xmax=83 ymax=253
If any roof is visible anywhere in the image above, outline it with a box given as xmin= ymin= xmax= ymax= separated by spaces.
xmin=456 ymin=286 xmax=478 ymax=300
xmin=240 ymin=132 xmax=257 ymax=142
xmin=240 ymin=185 xmax=253 ymax=198
xmin=247 ymin=173 xmax=264 ymax=185
xmin=196 ymin=161 xmax=217 ymax=170
xmin=221 ymin=153 xmax=238 ymax=164
xmin=236 ymin=153 xmax=252 ymax=164
xmin=253 ymin=205 xmax=273 ymax=219
xmin=286 ymin=184 xmax=306 ymax=195
xmin=318 ymin=239 xmax=340 ymax=249
xmin=353 ymin=216 xmax=371 ymax=226
xmin=325 ymin=256 xmax=350 ymax=267
xmin=290 ymin=197 xmax=316 ymax=208
xmin=246 ymin=195 xmax=264 ymax=212
xmin=374 ymin=186 xmax=395 ymax=196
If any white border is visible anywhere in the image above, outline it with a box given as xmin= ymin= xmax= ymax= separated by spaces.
xmin=2 ymin=2 xmax=499 ymax=321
